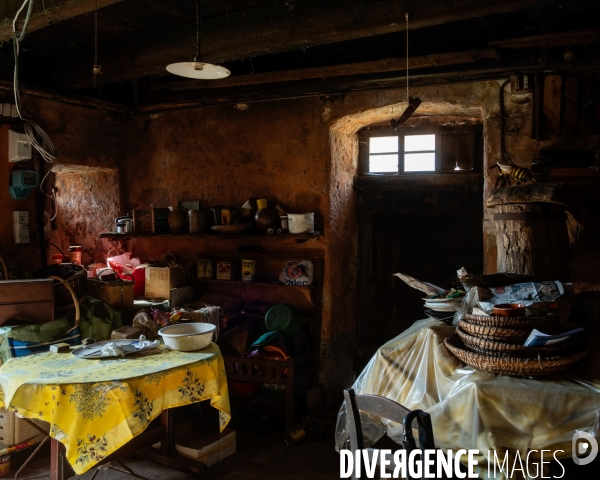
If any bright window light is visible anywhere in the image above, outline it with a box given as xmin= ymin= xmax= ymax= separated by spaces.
xmin=369 ymin=154 xmax=398 ymax=173
xmin=369 ymin=136 xmax=398 ymax=154
xmin=369 ymin=136 xmax=398 ymax=172
xmin=403 ymin=134 xmax=435 ymax=172
xmin=405 ymin=134 xmax=435 ymax=152
xmin=404 ymin=152 xmax=435 ymax=172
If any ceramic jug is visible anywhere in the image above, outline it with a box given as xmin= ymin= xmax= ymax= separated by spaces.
xmin=168 ymin=206 xmax=188 ymax=233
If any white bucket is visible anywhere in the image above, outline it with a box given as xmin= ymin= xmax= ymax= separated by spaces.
xmin=287 ymin=213 xmax=315 ymax=234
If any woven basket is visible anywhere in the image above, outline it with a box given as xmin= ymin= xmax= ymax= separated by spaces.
xmin=464 ymin=313 xmax=560 ymax=329
xmin=457 ymin=328 xmax=577 ymax=358
xmin=458 ymin=319 xmax=532 ymax=344
xmin=54 ymin=263 xmax=87 ymax=312
xmin=445 ymin=334 xmax=589 ymax=376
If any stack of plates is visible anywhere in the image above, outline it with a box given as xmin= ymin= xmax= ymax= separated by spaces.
xmin=423 ymin=297 xmax=463 ymax=312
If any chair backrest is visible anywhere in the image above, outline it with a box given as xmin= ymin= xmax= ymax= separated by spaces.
xmin=344 ymin=388 xmax=412 ymax=451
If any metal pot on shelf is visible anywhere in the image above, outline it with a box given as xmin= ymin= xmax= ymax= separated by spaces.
xmin=115 ymin=214 xmax=133 ymax=233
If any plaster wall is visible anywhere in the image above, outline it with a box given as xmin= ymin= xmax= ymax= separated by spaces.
xmin=0 ymin=92 xmax=124 ymax=270
xmin=121 ymin=81 xmax=503 ymax=401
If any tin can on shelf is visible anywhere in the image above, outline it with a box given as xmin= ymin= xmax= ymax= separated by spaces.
xmin=216 ymin=261 xmax=233 ymax=280
xmin=197 ymin=259 xmax=213 ymax=279
xmin=241 ymin=259 xmax=256 ymax=283
xmin=68 ymin=246 xmax=82 ymax=265
xmin=280 ymin=215 xmax=289 ymax=232
xmin=256 ymin=198 xmax=268 ymax=210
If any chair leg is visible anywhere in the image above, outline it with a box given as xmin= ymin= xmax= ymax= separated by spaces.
xmin=13 ymin=435 xmax=50 ymax=480
xmin=109 ymin=460 xmax=149 ymax=480
xmin=112 ymin=460 xmax=134 ymax=475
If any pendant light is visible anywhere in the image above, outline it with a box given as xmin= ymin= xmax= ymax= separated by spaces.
xmin=391 ymin=14 xmax=421 ymax=130
xmin=166 ymin=0 xmax=230 ymax=79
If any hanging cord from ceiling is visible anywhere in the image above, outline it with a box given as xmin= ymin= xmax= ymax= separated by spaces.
xmin=12 ymin=0 xmax=57 ymax=164
xmin=406 ymin=12 xmax=409 ymax=103
xmin=390 ymin=13 xmax=422 ymax=130
xmin=195 ymin=0 xmax=201 ymax=62
xmin=93 ymin=0 xmax=102 ymax=87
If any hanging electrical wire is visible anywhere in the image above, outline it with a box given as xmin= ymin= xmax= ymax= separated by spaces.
xmin=92 ymin=0 xmax=102 ymax=87
xmin=12 ymin=0 xmax=57 ymax=163
xmin=390 ymin=13 xmax=422 ymax=130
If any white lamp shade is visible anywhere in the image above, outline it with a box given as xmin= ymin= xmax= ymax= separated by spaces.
xmin=166 ymin=61 xmax=230 ymax=79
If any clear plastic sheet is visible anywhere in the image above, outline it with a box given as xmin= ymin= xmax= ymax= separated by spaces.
xmin=336 ymin=319 xmax=600 ymax=479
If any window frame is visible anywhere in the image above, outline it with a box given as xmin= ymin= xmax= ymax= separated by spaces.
xmin=358 ymin=125 xmax=481 ymax=176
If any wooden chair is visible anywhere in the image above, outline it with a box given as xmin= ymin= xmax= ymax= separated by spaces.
xmin=343 ymin=388 xmax=436 ymax=480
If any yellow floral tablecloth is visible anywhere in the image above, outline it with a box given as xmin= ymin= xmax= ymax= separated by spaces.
xmin=0 ymin=344 xmax=230 ymax=475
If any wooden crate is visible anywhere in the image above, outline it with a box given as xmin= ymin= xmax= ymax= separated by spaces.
xmin=87 ymin=279 xmax=134 ymax=308
xmin=0 ymin=279 xmax=54 ymax=324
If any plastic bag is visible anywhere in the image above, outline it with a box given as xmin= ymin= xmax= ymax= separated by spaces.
xmin=279 ymin=260 xmax=313 ymax=286
xmin=107 ymin=249 xmax=140 ymax=276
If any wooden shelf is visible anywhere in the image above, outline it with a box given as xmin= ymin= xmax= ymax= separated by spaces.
xmin=193 ymin=278 xmax=315 ymax=290
xmin=99 ymin=231 xmax=323 ymax=243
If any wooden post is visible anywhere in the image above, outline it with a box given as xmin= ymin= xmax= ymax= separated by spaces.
xmin=493 ymin=203 xmax=571 ymax=280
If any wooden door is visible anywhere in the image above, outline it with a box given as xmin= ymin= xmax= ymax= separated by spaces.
xmin=356 ymin=176 xmax=483 ymax=359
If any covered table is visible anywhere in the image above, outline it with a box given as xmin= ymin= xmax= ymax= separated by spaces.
xmin=336 ymin=319 xmax=600 ymax=479
xmin=0 ymin=344 xmax=230 ymax=476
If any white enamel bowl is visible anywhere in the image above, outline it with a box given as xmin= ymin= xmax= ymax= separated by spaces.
xmin=158 ymin=323 xmax=216 ymax=351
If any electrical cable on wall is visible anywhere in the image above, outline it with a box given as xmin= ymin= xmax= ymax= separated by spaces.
xmin=12 ymin=0 xmax=57 ymax=163
xmin=39 ymin=167 xmax=58 ymax=221
xmin=92 ymin=0 xmax=102 ymax=88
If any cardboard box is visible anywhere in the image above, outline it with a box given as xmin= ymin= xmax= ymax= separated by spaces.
xmin=87 ymin=279 xmax=134 ymax=308
xmin=145 ymin=267 xmax=189 ymax=300
xmin=0 ymin=279 xmax=54 ymax=324
xmin=0 ymin=408 xmax=49 ymax=448
xmin=154 ymin=428 xmax=236 ymax=466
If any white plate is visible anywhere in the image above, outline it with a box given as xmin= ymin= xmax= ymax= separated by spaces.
xmin=422 ymin=297 xmax=464 ymax=303
xmin=71 ymin=340 xmax=157 ymax=359
xmin=424 ymin=304 xmax=460 ymax=312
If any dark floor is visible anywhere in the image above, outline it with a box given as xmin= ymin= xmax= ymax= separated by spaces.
xmin=9 ymin=430 xmax=600 ymax=479
xmin=9 ymin=429 xmax=340 ymax=480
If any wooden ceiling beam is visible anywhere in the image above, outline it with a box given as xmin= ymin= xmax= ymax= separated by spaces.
xmin=138 ymin=58 xmax=600 ymax=113
xmin=0 ymin=0 xmax=124 ymax=42
xmin=488 ymin=27 xmax=600 ymax=49
xmin=152 ymin=49 xmax=500 ymax=91
xmin=53 ymin=0 xmax=557 ymax=90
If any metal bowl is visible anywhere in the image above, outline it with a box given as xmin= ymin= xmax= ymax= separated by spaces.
xmin=158 ymin=323 xmax=216 ymax=351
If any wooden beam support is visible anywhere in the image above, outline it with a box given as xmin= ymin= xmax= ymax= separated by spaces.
xmin=0 ymin=0 xmax=124 ymax=42
xmin=152 ymin=49 xmax=500 ymax=91
xmin=0 ymin=79 xmax=132 ymax=113
xmin=489 ymin=27 xmax=600 ymax=50
xmin=53 ymin=0 xmax=555 ymax=90
xmin=138 ymin=57 xmax=600 ymax=113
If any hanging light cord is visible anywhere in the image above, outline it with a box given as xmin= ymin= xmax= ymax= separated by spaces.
xmin=406 ymin=13 xmax=409 ymax=102
xmin=194 ymin=0 xmax=201 ymax=62
xmin=12 ymin=0 xmax=56 ymax=164
xmin=92 ymin=0 xmax=102 ymax=84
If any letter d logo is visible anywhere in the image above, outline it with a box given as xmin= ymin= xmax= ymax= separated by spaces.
xmin=572 ymin=432 xmax=598 ymax=466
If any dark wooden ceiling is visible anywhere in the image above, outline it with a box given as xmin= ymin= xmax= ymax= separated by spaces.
xmin=1 ymin=0 xmax=600 ymax=110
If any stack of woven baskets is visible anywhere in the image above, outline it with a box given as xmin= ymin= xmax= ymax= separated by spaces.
xmin=444 ymin=312 xmax=589 ymax=376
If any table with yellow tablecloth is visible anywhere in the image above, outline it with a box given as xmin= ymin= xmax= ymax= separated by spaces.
xmin=0 ymin=344 xmax=230 ymax=475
